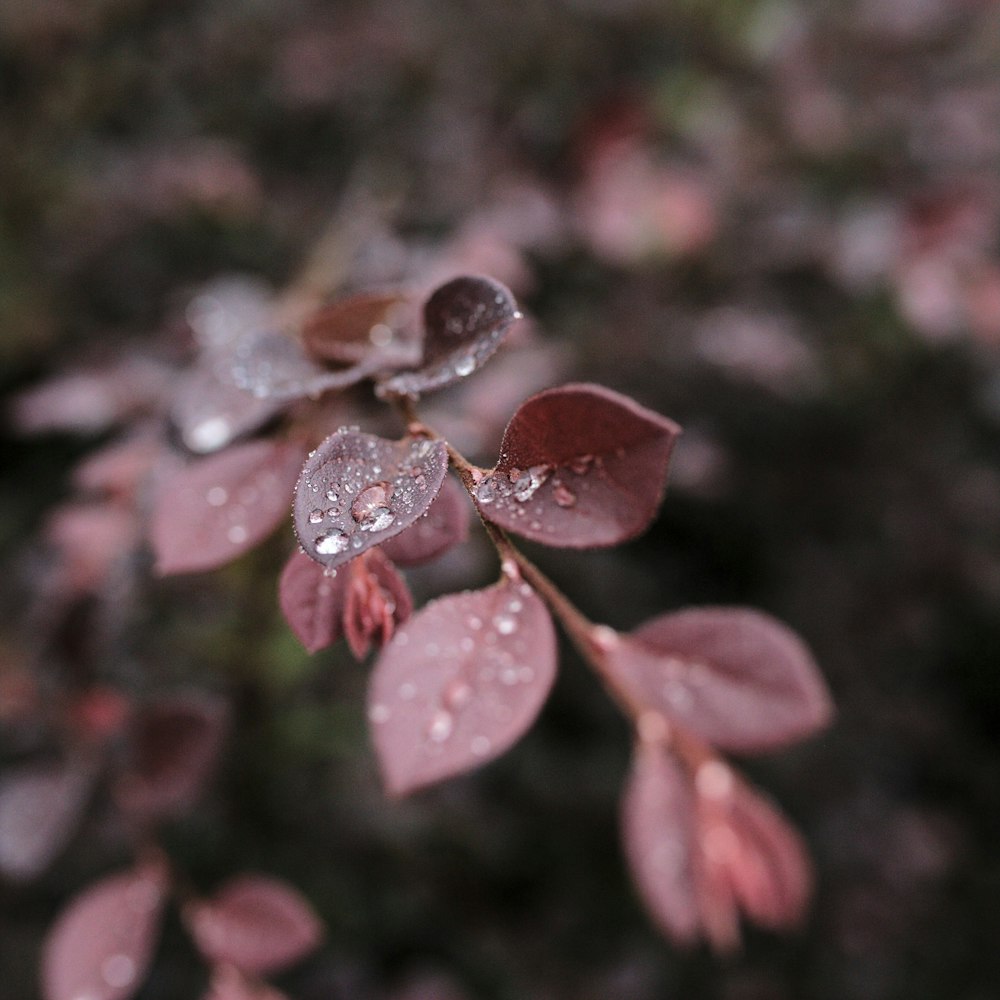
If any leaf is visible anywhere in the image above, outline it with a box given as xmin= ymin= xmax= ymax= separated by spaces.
xmin=603 ymin=607 xmax=833 ymax=753
xmin=41 ymin=861 xmax=169 ymax=1000
xmin=473 ymin=383 xmax=681 ymax=547
xmin=367 ymin=576 xmax=557 ymax=795
xmin=292 ymin=431 xmax=448 ymax=571
xmin=278 ymin=549 xmax=345 ymax=653
xmin=202 ymin=965 xmax=290 ymax=1000
xmin=377 ymin=275 xmax=519 ymax=398
xmin=620 ymin=743 xmax=700 ymax=946
xmin=186 ymin=874 xmax=323 ymax=976
xmin=378 ymin=474 xmax=470 ymax=566
xmin=151 ymin=438 xmax=306 ymax=575
xmin=301 ymin=290 xmax=420 ymax=368
xmin=113 ymin=693 xmax=229 ymax=823
xmin=342 ymin=548 xmax=414 ymax=659
xmin=0 ymin=755 xmax=99 ymax=881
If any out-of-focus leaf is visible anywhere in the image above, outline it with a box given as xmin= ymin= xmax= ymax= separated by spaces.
xmin=378 ymin=474 xmax=470 ymax=566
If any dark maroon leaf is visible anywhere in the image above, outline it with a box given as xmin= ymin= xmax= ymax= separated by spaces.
xmin=376 ymin=275 xmax=520 ymax=398
xmin=186 ymin=874 xmax=323 ymax=976
xmin=302 ymin=290 xmax=420 ymax=368
xmin=0 ymin=755 xmax=99 ymax=881
xmin=293 ymin=431 xmax=448 ymax=570
xmin=114 ymin=693 xmax=229 ymax=823
xmin=367 ymin=575 xmax=557 ymax=795
xmin=343 ymin=548 xmax=413 ymax=659
xmin=378 ymin=474 xmax=470 ymax=566
xmin=603 ymin=607 xmax=832 ymax=753
xmin=621 ymin=743 xmax=700 ymax=946
xmin=473 ymin=383 xmax=681 ymax=547
xmin=41 ymin=861 xmax=169 ymax=1000
xmin=151 ymin=438 xmax=306 ymax=575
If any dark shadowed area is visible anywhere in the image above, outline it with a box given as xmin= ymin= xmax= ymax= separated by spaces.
xmin=2 ymin=1 xmax=1000 ymax=998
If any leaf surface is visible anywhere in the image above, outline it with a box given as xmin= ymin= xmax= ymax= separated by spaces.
xmin=293 ymin=431 xmax=447 ymax=570
xmin=367 ymin=576 xmax=557 ymax=794
xmin=378 ymin=474 xmax=470 ymax=566
xmin=151 ymin=438 xmax=305 ymax=575
xmin=474 ymin=383 xmax=680 ymax=547
xmin=302 ymin=290 xmax=420 ymax=368
xmin=605 ymin=607 xmax=832 ymax=752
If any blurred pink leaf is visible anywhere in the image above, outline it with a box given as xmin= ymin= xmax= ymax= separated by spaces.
xmin=151 ymin=438 xmax=306 ymax=575
xmin=377 ymin=275 xmax=520 ymax=398
xmin=604 ymin=608 xmax=832 ymax=753
xmin=378 ymin=474 xmax=470 ymax=567
xmin=367 ymin=576 xmax=557 ymax=795
xmin=293 ymin=431 xmax=448 ymax=570
xmin=0 ymin=755 xmax=99 ymax=881
xmin=621 ymin=743 xmax=700 ymax=946
xmin=45 ymin=502 xmax=139 ymax=593
xmin=113 ymin=692 xmax=229 ymax=823
xmin=41 ymin=860 xmax=169 ymax=1000
xmin=201 ymin=964 xmax=290 ymax=1000
xmin=72 ymin=431 xmax=163 ymax=500
xmin=474 ymin=383 xmax=681 ymax=547
xmin=186 ymin=874 xmax=323 ymax=976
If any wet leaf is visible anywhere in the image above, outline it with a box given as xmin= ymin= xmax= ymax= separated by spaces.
xmin=302 ymin=290 xmax=420 ymax=368
xmin=621 ymin=743 xmax=700 ymax=946
xmin=41 ymin=861 xmax=168 ymax=1000
xmin=604 ymin=608 xmax=832 ymax=753
xmin=473 ymin=383 xmax=681 ymax=547
xmin=151 ymin=438 xmax=306 ymax=575
xmin=113 ymin=693 xmax=229 ymax=823
xmin=278 ymin=549 xmax=344 ymax=654
xmin=377 ymin=275 xmax=519 ymax=398
xmin=292 ymin=431 xmax=448 ymax=570
xmin=378 ymin=474 xmax=470 ymax=566
xmin=186 ymin=874 xmax=323 ymax=976
xmin=0 ymin=755 xmax=99 ymax=881
xmin=367 ymin=576 xmax=557 ymax=795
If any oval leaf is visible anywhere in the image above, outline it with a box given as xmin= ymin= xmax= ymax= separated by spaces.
xmin=278 ymin=549 xmax=345 ymax=654
xmin=0 ymin=756 xmax=99 ymax=881
xmin=151 ymin=438 xmax=306 ymax=575
xmin=114 ymin=693 xmax=229 ymax=823
xmin=605 ymin=608 xmax=832 ymax=753
xmin=621 ymin=743 xmax=700 ymax=946
xmin=473 ymin=383 xmax=681 ymax=547
xmin=41 ymin=861 xmax=168 ymax=1000
xmin=377 ymin=275 xmax=519 ymax=398
xmin=367 ymin=576 xmax=557 ymax=795
xmin=378 ymin=474 xmax=470 ymax=566
xmin=293 ymin=431 xmax=448 ymax=570
xmin=186 ymin=874 xmax=323 ymax=976
xmin=302 ymin=290 xmax=420 ymax=368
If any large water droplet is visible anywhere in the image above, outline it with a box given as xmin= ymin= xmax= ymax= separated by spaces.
xmin=428 ymin=709 xmax=454 ymax=743
xmin=454 ymin=355 xmax=476 ymax=377
xmin=513 ymin=465 xmax=549 ymax=502
xmin=315 ymin=529 xmax=349 ymax=555
xmin=476 ymin=479 xmax=497 ymax=505
xmin=352 ymin=482 xmax=396 ymax=532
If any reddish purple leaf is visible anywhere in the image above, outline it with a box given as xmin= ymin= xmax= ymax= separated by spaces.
xmin=378 ymin=474 xmax=470 ymax=566
xmin=0 ymin=755 xmax=99 ymax=881
xmin=278 ymin=548 xmax=413 ymax=656
xmin=41 ymin=861 xmax=169 ymax=1000
xmin=114 ymin=693 xmax=229 ymax=823
xmin=151 ymin=438 xmax=306 ymax=575
xmin=367 ymin=575 xmax=557 ymax=795
xmin=302 ymin=290 xmax=420 ymax=368
xmin=621 ymin=743 xmax=700 ymax=946
xmin=603 ymin=608 xmax=833 ymax=753
xmin=473 ymin=383 xmax=681 ymax=547
xmin=293 ymin=431 xmax=448 ymax=570
xmin=186 ymin=874 xmax=323 ymax=976
xmin=377 ymin=275 xmax=520 ymax=398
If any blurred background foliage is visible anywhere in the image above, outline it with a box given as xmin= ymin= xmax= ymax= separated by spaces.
xmin=2 ymin=0 xmax=1000 ymax=998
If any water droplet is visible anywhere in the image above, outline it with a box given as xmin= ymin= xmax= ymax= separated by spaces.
xmin=467 ymin=616 xmax=483 ymax=630
xmin=315 ymin=529 xmax=349 ymax=555
xmin=428 ymin=710 xmax=453 ymax=742
xmin=475 ymin=479 xmax=497 ymax=505
xmin=369 ymin=703 xmax=390 ymax=723
xmin=227 ymin=524 xmax=248 ymax=544
xmin=398 ymin=682 xmax=417 ymax=700
xmin=493 ymin=614 xmax=517 ymax=635
xmin=369 ymin=322 xmax=393 ymax=347
xmin=308 ymin=508 xmax=325 ymax=524
xmin=325 ymin=489 xmax=339 ymax=502
xmin=513 ymin=465 xmax=549 ymax=502
xmin=189 ymin=416 xmax=231 ymax=452
xmin=206 ymin=486 xmax=229 ymax=507
xmin=454 ymin=355 xmax=476 ymax=377
xmin=352 ymin=482 xmax=395 ymax=532
xmin=470 ymin=735 xmax=491 ymax=756
xmin=552 ymin=482 xmax=576 ymax=508
xmin=101 ymin=954 xmax=136 ymax=989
